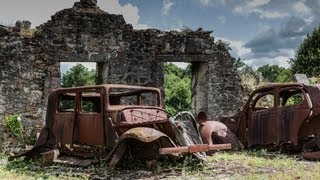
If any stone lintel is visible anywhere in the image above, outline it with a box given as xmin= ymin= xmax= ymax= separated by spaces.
xmin=156 ymin=55 xmax=213 ymax=62
xmin=46 ymin=52 xmax=120 ymax=62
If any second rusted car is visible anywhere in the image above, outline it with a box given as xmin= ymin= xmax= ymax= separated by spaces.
xmin=211 ymin=83 xmax=320 ymax=158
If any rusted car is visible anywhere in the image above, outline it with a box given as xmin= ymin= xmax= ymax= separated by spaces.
xmin=204 ymin=83 xmax=320 ymax=159
xmin=12 ymin=84 xmax=230 ymax=166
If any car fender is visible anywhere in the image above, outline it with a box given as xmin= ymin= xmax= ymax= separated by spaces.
xmin=117 ymin=127 xmax=176 ymax=144
xmin=106 ymin=127 xmax=177 ymax=166
xmin=199 ymin=120 xmax=243 ymax=150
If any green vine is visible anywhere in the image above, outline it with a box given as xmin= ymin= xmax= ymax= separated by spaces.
xmin=4 ymin=114 xmax=24 ymax=142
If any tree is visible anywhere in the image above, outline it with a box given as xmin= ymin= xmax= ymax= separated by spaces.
xmin=164 ymin=63 xmax=192 ymax=116
xmin=233 ymin=57 xmax=246 ymax=69
xmin=290 ymin=26 xmax=320 ymax=77
xmin=257 ymin=64 xmax=293 ymax=83
xmin=62 ymin=64 xmax=96 ymax=87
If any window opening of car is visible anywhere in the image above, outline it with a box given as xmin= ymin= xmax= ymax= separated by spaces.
xmin=279 ymin=89 xmax=304 ymax=107
xmin=81 ymin=89 xmax=102 ymax=113
xmin=252 ymin=93 xmax=275 ymax=111
xmin=109 ymin=88 xmax=159 ymax=107
xmin=58 ymin=93 xmax=76 ymax=112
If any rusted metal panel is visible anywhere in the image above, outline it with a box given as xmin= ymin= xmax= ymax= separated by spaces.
xmin=306 ymin=85 xmax=320 ymax=110
xmin=106 ymin=127 xmax=177 ymax=166
xmin=278 ymin=105 xmax=310 ymax=145
xmin=77 ymin=113 xmax=105 ymax=145
xmin=115 ymin=127 xmax=176 ymax=144
xmin=302 ymin=151 xmax=320 ymax=160
xmin=159 ymin=144 xmax=231 ymax=155
xmin=53 ymin=113 xmax=75 ymax=145
xmin=119 ymin=108 xmax=167 ymax=124
xmin=248 ymin=110 xmax=277 ymax=147
xmin=199 ymin=120 xmax=243 ymax=150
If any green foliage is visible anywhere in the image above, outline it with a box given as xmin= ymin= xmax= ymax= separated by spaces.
xmin=4 ymin=115 xmax=24 ymax=142
xmin=309 ymin=76 xmax=320 ymax=84
xmin=0 ymin=158 xmax=86 ymax=179
xmin=216 ymin=39 xmax=231 ymax=51
xmin=233 ymin=57 xmax=246 ymax=69
xmin=290 ymin=26 xmax=320 ymax=77
xmin=164 ymin=63 xmax=192 ymax=116
xmin=257 ymin=64 xmax=293 ymax=82
xmin=62 ymin=64 xmax=96 ymax=87
xmin=285 ymin=94 xmax=303 ymax=106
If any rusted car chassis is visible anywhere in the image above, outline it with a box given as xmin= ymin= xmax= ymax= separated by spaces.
xmin=12 ymin=84 xmax=230 ymax=166
xmin=218 ymin=83 xmax=320 ymax=159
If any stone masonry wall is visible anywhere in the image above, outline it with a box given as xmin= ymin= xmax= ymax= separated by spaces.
xmin=0 ymin=22 xmax=56 ymax=150
xmin=0 ymin=0 xmax=244 ymax=151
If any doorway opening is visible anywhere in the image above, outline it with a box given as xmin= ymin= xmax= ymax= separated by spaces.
xmin=164 ymin=62 xmax=192 ymax=116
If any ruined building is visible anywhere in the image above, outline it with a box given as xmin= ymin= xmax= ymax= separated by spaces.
xmin=0 ymin=0 xmax=243 ymax=148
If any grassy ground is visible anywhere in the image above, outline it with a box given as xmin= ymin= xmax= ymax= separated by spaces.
xmin=1 ymin=150 xmax=320 ymax=179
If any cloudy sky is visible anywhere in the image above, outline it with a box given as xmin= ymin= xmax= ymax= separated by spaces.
xmin=1 ymin=0 xmax=320 ymax=69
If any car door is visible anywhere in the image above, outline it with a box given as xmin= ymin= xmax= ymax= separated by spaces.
xmin=75 ymin=88 xmax=105 ymax=146
xmin=247 ymin=90 xmax=278 ymax=147
xmin=277 ymin=87 xmax=312 ymax=145
xmin=53 ymin=91 xmax=76 ymax=145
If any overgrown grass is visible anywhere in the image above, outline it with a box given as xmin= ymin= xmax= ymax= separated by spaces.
xmin=206 ymin=150 xmax=320 ymax=179
xmin=0 ymin=157 xmax=86 ymax=179
xmin=1 ymin=150 xmax=320 ymax=179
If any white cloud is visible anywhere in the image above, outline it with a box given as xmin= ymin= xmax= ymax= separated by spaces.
xmin=233 ymin=0 xmax=269 ymax=12
xmin=198 ymin=0 xmax=227 ymax=7
xmin=217 ymin=37 xmax=293 ymax=68
xmin=247 ymin=0 xmax=270 ymax=7
xmin=161 ymin=0 xmax=174 ymax=15
xmin=233 ymin=0 xmax=290 ymax=19
xmin=98 ymin=0 xmax=149 ymax=29
xmin=0 ymin=0 xmax=75 ymax=27
xmin=217 ymin=37 xmax=251 ymax=58
xmin=0 ymin=0 xmax=149 ymax=29
xmin=246 ymin=56 xmax=290 ymax=68
xmin=230 ymin=0 xmax=311 ymax=19
xmin=258 ymin=10 xmax=289 ymax=19
xmin=199 ymin=0 xmax=213 ymax=6
xmin=292 ymin=2 xmax=310 ymax=13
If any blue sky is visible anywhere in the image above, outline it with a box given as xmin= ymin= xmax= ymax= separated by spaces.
xmin=1 ymin=0 xmax=320 ymax=69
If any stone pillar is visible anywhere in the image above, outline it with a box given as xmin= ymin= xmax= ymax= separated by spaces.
xmin=206 ymin=53 xmax=244 ymax=119
xmin=191 ymin=61 xmax=208 ymax=116
xmin=96 ymin=62 xmax=109 ymax=84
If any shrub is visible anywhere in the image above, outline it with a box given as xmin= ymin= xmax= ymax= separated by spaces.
xmin=4 ymin=114 xmax=24 ymax=142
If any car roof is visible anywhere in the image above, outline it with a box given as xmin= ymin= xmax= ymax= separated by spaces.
xmin=254 ymin=83 xmax=306 ymax=92
xmin=52 ymin=84 xmax=161 ymax=92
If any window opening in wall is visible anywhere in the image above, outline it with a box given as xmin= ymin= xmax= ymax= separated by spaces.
xmin=60 ymin=62 xmax=97 ymax=87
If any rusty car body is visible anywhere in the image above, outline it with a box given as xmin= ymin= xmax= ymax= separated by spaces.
xmin=215 ymin=83 xmax=320 ymax=157
xmin=13 ymin=84 xmax=230 ymax=166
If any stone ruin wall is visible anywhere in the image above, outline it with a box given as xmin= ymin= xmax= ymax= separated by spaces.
xmin=0 ymin=0 xmax=244 ymax=150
